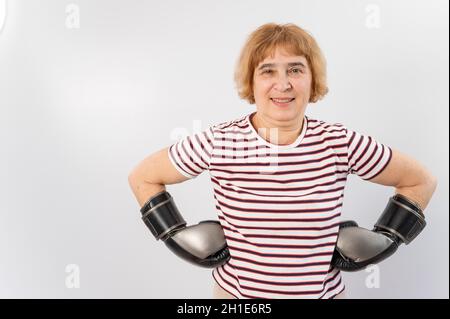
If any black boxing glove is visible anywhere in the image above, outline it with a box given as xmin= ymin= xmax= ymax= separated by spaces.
xmin=331 ymin=194 xmax=426 ymax=271
xmin=140 ymin=191 xmax=230 ymax=268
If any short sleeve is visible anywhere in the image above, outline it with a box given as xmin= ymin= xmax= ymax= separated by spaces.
xmin=167 ymin=126 xmax=215 ymax=179
xmin=345 ymin=127 xmax=393 ymax=180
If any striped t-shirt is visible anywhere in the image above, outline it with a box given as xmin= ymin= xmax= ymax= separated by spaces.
xmin=167 ymin=111 xmax=392 ymax=299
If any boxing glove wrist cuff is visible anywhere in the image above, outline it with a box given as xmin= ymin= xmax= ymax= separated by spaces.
xmin=374 ymin=194 xmax=426 ymax=245
xmin=392 ymin=193 xmax=424 ymax=214
xmin=140 ymin=191 xmax=186 ymax=241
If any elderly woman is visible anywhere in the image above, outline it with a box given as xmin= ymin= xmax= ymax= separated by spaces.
xmin=128 ymin=23 xmax=437 ymax=299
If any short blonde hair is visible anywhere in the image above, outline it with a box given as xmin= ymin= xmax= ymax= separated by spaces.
xmin=234 ymin=23 xmax=328 ymax=104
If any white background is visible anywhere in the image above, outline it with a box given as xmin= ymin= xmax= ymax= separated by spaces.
xmin=0 ymin=0 xmax=448 ymax=298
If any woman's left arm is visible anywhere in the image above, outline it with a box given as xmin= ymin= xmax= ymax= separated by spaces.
xmin=368 ymin=148 xmax=438 ymax=212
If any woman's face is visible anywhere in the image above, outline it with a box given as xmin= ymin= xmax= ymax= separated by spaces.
xmin=252 ymin=47 xmax=312 ymax=124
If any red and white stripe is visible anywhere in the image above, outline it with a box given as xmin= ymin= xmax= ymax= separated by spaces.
xmin=168 ymin=112 xmax=392 ymax=299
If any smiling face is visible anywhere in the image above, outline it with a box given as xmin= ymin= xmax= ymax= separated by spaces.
xmin=252 ymin=47 xmax=312 ymax=126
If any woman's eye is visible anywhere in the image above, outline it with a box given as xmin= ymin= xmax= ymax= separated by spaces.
xmin=262 ymin=69 xmax=273 ymax=74
xmin=289 ymin=68 xmax=302 ymax=74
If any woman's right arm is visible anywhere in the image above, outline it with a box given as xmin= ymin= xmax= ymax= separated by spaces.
xmin=128 ymin=146 xmax=190 ymax=207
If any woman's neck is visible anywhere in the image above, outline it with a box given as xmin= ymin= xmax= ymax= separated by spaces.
xmin=251 ymin=112 xmax=304 ymax=145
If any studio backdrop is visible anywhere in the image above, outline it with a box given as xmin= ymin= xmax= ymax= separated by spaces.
xmin=0 ymin=0 xmax=448 ymax=298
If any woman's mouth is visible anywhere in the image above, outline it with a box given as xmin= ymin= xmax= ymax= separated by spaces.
xmin=271 ymin=98 xmax=295 ymax=107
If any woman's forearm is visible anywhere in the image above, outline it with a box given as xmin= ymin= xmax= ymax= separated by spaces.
xmin=395 ymin=178 xmax=438 ymax=213
xmin=128 ymin=177 xmax=166 ymax=208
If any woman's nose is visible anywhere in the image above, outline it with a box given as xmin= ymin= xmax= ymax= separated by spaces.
xmin=274 ymin=74 xmax=292 ymax=91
